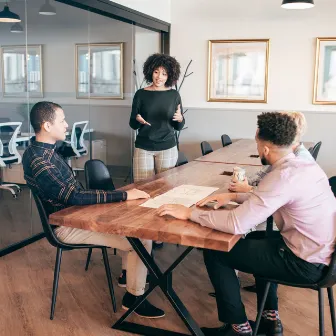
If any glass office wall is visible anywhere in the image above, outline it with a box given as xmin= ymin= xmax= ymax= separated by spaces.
xmin=0 ymin=0 xmax=161 ymax=253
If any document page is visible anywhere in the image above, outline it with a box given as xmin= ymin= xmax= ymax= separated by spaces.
xmin=140 ymin=185 xmax=219 ymax=209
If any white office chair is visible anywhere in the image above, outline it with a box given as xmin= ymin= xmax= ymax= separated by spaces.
xmin=0 ymin=122 xmax=23 ymax=198
xmin=64 ymin=121 xmax=89 ymax=174
xmin=69 ymin=121 xmax=89 ymax=157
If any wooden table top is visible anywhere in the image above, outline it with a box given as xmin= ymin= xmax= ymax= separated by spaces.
xmin=194 ymin=139 xmax=315 ymax=166
xmin=50 ymin=162 xmax=261 ymax=252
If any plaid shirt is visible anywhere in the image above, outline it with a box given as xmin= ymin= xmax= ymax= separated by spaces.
xmin=22 ymin=140 xmax=127 ymax=216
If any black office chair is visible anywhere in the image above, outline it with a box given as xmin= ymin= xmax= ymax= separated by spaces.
xmin=201 ymin=141 xmax=213 ymax=156
xmin=221 ymin=134 xmax=232 ymax=147
xmin=85 ymin=159 xmax=115 ymax=191
xmin=84 ymin=159 xmax=116 ymax=270
xmin=32 ymin=192 xmax=117 ymax=320
xmin=176 ymin=151 xmax=188 ymax=167
xmin=253 ymin=176 xmax=336 ymax=336
xmin=330 ymin=177 xmax=336 ymax=197
xmin=308 ymin=141 xmax=322 ymax=161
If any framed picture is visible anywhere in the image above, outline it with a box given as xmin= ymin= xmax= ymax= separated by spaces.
xmin=1 ymin=45 xmax=43 ymax=98
xmin=313 ymin=37 xmax=336 ymax=105
xmin=207 ymin=39 xmax=270 ymax=103
xmin=75 ymin=43 xmax=124 ymax=99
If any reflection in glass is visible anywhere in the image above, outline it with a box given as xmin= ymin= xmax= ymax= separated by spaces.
xmin=1 ymin=45 xmax=43 ymax=97
xmin=76 ymin=43 xmax=123 ymax=99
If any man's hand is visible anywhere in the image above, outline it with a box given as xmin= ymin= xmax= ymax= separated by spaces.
xmin=127 ymin=188 xmax=150 ymax=200
xmin=229 ymin=178 xmax=253 ymax=193
xmin=156 ymin=204 xmax=192 ymax=220
xmin=197 ymin=193 xmax=235 ymax=209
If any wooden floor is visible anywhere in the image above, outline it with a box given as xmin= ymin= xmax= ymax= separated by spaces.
xmin=0 ymin=239 xmax=333 ymax=336
xmin=0 ymin=171 xmax=127 ymax=250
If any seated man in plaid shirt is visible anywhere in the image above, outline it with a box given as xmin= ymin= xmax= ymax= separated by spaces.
xmin=23 ymin=101 xmax=165 ymax=319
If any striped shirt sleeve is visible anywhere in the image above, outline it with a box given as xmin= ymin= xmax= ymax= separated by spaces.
xmin=30 ymin=156 xmax=127 ymax=205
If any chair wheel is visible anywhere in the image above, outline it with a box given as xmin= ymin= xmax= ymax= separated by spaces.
xmin=13 ymin=194 xmax=17 ymax=199
xmin=17 ymin=188 xmax=21 ymax=193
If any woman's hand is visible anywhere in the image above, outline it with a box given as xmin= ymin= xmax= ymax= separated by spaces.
xmin=136 ymin=114 xmax=151 ymax=126
xmin=229 ymin=178 xmax=253 ymax=193
xmin=172 ymin=104 xmax=183 ymax=122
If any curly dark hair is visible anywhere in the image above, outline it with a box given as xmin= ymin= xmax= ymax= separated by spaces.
xmin=143 ymin=53 xmax=181 ymax=87
xmin=257 ymin=112 xmax=297 ymax=147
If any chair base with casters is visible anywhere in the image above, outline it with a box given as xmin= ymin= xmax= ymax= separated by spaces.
xmin=253 ymin=279 xmax=336 ymax=336
xmin=0 ymin=183 xmax=21 ymax=198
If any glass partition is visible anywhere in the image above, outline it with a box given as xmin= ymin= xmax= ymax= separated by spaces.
xmin=0 ymin=0 xmax=162 ymax=253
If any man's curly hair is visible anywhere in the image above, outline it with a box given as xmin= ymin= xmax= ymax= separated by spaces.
xmin=257 ymin=112 xmax=297 ymax=147
xmin=143 ymin=53 xmax=181 ymax=87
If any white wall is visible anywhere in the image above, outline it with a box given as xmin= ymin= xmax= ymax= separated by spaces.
xmin=111 ymin=0 xmax=171 ymax=23
xmin=170 ymin=0 xmax=336 ymax=176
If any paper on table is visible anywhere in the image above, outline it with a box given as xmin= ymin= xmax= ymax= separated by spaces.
xmin=140 ymin=184 xmax=219 ymax=209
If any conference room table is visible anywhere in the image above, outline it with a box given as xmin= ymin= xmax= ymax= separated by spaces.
xmin=50 ymin=160 xmax=261 ymax=336
xmin=194 ymin=139 xmax=315 ymax=166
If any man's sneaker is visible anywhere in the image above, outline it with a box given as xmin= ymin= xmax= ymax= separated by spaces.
xmin=201 ymin=323 xmax=252 ymax=336
xmin=118 ymin=270 xmax=150 ymax=288
xmin=257 ymin=318 xmax=283 ymax=336
xmin=121 ymin=292 xmax=165 ymax=319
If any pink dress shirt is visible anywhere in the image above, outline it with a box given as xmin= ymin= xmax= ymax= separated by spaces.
xmin=191 ymin=153 xmax=336 ymax=265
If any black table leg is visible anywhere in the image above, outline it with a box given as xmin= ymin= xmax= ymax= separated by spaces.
xmin=112 ymin=238 xmax=205 ymax=336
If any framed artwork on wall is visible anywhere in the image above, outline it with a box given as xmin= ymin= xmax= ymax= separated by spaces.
xmin=1 ymin=45 xmax=43 ymax=98
xmin=207 ymin=39 xmax=270 ymax=103
xmin=313 ymin=37 xmax=336 ymax=105
xmin=75 ymin=43 xmax=124 ymax=99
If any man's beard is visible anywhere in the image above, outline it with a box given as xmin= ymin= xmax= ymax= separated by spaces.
xmin=260 ymin=155 xmax=269 ymax=166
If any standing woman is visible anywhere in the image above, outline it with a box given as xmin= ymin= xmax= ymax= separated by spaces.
xmin=130 ymin=53 xmax=185 ymax=183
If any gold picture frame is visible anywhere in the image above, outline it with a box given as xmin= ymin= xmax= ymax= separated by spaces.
xmin=1 ymin=45 xmax=43 ymax=98
xmin=313 ymin=37 xmax=336 ymax=105
xmin=207 ymin=39 xmax=270 ymax=103
xmin=75 ymin=42 xmax=124 ymax=100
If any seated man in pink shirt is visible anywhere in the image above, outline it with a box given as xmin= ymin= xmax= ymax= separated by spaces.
xmin=157 ymin=112 xmax=336 ymax=336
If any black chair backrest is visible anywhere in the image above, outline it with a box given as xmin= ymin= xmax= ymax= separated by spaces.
xmin=329 ymin=176 xmax=336 ymax=198
xmin=176 ymin=151 xmax=188 ymax=167
xmin=32 ymin=192 xmax=59 ymax=248
xmin=32 ymin=191 xmax=98 ymax=250
xmin=317 ymin=176 xmax=336 ymax=288
xmin=32 ymin=192 xmax=79 ymax=250
xmin=221 ymin=134 xmax=232 ymax=147
xmin=201 ymin=141 xmax=213 ymax=156
xmin=308 ymin=141 xmax=322 ymax=161
xmin=85 ymin=159 xmax=115 ymax=191
xmin=75 ymin=126 xmax=83 ymax=150
xmin=56 ymin=141 xmax=76 ymax=159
